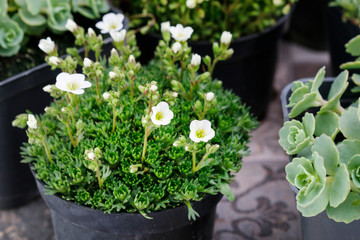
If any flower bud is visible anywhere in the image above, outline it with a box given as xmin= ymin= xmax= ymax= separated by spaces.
xmin=111 ymin=48 xmax=118 ymax=56
xmin=109 ymin=71 xmax=117 ymax=79
xmin=186 ymin=0 xmax=196 ymax=8
xmin=128 ymin=55 xmax=135 ymax=64
xmin=43 ymin=85 xmax=53 ymax=93
xmin=27 ymin=114 xmax=37 ymax=129
xmin=220 ymin=31 xmax=232 ymax=45
xmin=172 ymin=42 xmax=181 ymax=53
xmin=83 ymin=58 xmax=93 ymax=67
xmin=38 ymin=37 xmax=55 ymax=54
xmin=150 ymin=85 xmax=158 ymax=93
xmin=171 ymin=92 xmax=178 ymax=98
xmin=110 ymin=29 xmax=126 ymax=42
xmin=88 ymin=27 xmax=96 ymax=36
xmin=65 ymin=19 xmax=77 ymax=32
xmin=103 ymin=92 xmax=111 ymax=100
xmin=87 ymin=152 xmax=96 ymax=161
xmin=191 ymin=53 xmax=201 ymax=66
xmin=205 ymin=92 xmax=215 ymax=102
xmin=161 ymin=21 xmax=171 ymax=33
xmin=49 ymin=56 xmax=61 ymax=65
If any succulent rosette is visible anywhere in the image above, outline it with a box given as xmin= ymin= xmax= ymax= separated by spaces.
xmin=0 ymin=18 xmax=24 ymax=56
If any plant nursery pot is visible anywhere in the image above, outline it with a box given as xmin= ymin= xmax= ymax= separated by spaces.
xmin=281 ymin=78 xmax=360 ymax=240
xmin=0 ymin=9 xmax=129 ymax=209
xmin=325 ymin=4 xmax=360 ymax=76
xmin=34 ymin=176 xmax=222 ymax=240
xmin=136 ymin=14 xmax=289 ymax=120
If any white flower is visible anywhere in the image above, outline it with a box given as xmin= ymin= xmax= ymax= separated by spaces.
xmin=205 ymin=92 xmax=215 ymax=101
xmin=189 ymin=120 xmax=215 ymax=143
xmin=83 ymin=58 xmax=93 ymax=67
xmin=95 ymin=13 xmax=124 ymax=34
xmin=43 ymin=85 xmax=53 ymax=93
xmin=65 ymin=19 xmax=77 ymax=32
xmin=38 ymin=37 xmax=55 ymax=54
xmin=170 ymin=24 xmax=194 ymax=42
xmin=172 ymin=42 xmax=181 ymax=53
xmin=27 ymin=114 xmax=37 ymax=129
xmin=220 ymin=31 xmax=232 ymax=45
xmin=87 ymin=27 xmax=96 ymax=36
xmin=128 ymin=55 xmax=135 ymax=63
xmin=55 ymin=72 xmax=91 ymax=95
xmin=103 ymin=92 xmax=111 ymax=100
xmin=191 ymin=54 xmax=201 ymax=66
xmin=111 ymin=48 xmax=117 ymax=55
xmin=109 ymin=71 xmax=117 ymax=79
xmin=161 ymin=21 xmax=171 ymax=33
xmin=151 ymin=102 xmax=174 ymax=126
xmin=49 ymin=56 xmax=61 ymax=65
xmin=110 ymin=29 xmax=126 ymax=42
xmin=87 ymin=152 xmax=96 ymax=161
xmin=171 ymin=92 xmax=178 ymax=98
xmin=273 ymin=0 xmax=282 ymax=5
xmin=149 ymin=85 xmax=158 ymax=92
xmin=186 ymin=0 xmax=196 ymax=8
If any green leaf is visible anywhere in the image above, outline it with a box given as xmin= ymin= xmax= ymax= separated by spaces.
xmin=345 ymin=35 xmax=360 ymax=56
xmin=310 ymin=66 xmax=326 ymax=93
xmin=0 ymin=0 xmax=7 ymax=17
xmin=218 ymin=181 xmax=234 ymax=201
xmin=312 ymin=135 xmax=339 ymax=175
xmin=288 ymin=92 xmax=319 ymax=118
xmin=297 ymin=180 xmax=331 ymax=217
xmin=339 ymin=107 xmax=360 ymax=140
xmin=340 ymin=61 xmax=360 ymax=70
xmin=26 ymin=0 xmax=45 ymax=15
xmin=302 ymin=112 xmax=315 ymax=137
xmin=287 ymin=85 xmax=310 ymax=108
xmin=352 ymin=74 xmax=360 ymax=86
xmin=18 ymin=7 xmax=46 ymax=26
xmin=329 ymin=164 xmax=350 ymax=207
xmin=337 ymin=139 xmax=360 ymax=165
xmin=314 ymin=111 xmax=339 ymax=138
xmin=327 ymin=192 xmax=360 ymax=223
xmin=285 ymin=157 xmax=315 ymax=185
xmin=319 ymin=70 xmax=349 ymax=114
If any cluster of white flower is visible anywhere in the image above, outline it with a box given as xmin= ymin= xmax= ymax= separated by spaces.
xmin=186 ymin=0 xmax=204 ymax=9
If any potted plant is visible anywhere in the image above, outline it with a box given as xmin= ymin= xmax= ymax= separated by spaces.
xmin=110 ymin=0 xmax=297 ymax=120
xmin=325 ymin=0 xmax=360 ymax=75
xmin=0 ymin=0 xmax=128 ymax=209
xmin=279 ymin=35 xmax=360 ymax=239
xmin=12 ymin=17 xmax=258 ymax=239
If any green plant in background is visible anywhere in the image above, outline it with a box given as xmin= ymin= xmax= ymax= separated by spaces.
xmin=115 ymin=0 xmax=296 ymax=41
xmin=279 ymin=34 xmax=360 ymax=223
xmin=330 ymin=0 xmax=360 ymax=26
xmin=13 ymin=16 xmax=257 ymax=219
xmin=0 ymin=0 xmax=109 ymax=57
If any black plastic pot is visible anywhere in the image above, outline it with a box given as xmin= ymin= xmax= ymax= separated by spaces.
xmin=325 ymin=4 xmax=360 ymax=76
xmin=136 ymin=14 xmax=289 ymax=120
xmin=0 ymin=9 xmax=129 ymax=209
xmin=281 ymin=78 xmax=360 ymax=240
xmin=34 ymin=177 xmax=222 ymax=240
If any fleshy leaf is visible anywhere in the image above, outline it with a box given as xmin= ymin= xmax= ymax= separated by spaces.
xmin=302 ymin=113 xmax=315 ymax=137
xmin=287 ymin=84 xmax=310 ymax=108
xmin=345 ymin=35 xmax=360 ymax=56
xmin=352 ymin=74 xmax=360 ymax=86
xmin=314 ymin=111 xmax=339 ymax=138
xmin=319 ymin=70 xmax=348 ymax=114
xmin=312 ymin=135 xmax=339 ymax=175
xmin=347 ymin=155 xmax=360 ymax=189
xmin=0 ymin=0 xmax=7 ymax=17
xmin=285 ymin=157 xmax=315 ymax=185
xmin=339 ymin=107 xmax=360 ymax=140
xmin=341 ymin=61 xmax=360 ymax=69
xmin=337 ymin=139 xmax=360 ymax=165
xmin=218 ymin=181 xmax=234 ymax=201
xmin=25 ymin=0 xmax=45 ymax=15
xmin=329 ymin=164 xmax=350 ymax=207
xmin=288 ymin=92 xmax=320 ymax=118
xmin=297 ymin=180 xmax=331 ymax=217
xmin=310 ymin=66 xmax=326 ymax=93
xmin=18 ymin=7 xmax=46 ymax=26
xmin=327 ymin=192 xmax=360 ymax=223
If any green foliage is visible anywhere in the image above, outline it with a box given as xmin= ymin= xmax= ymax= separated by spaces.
xmin=280 ymin=34 xmax=360 ymax=223
xmin=17 ymin=23 xmax=257 ymax=218
xmin=117 ymin=0 xmax=296 ymax=41
xmin=0 ymin=0 xmax=109 ymax=57
xmin=330 ymin=0 xmax=360 ymax=27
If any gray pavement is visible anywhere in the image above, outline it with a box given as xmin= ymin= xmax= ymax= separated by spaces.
xmin=0 ymin=40 xmax=331 ymax=240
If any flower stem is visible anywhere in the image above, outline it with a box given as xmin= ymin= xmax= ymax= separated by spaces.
xmin=141 ymin=125 xmax=153 ymax=165
xmin=95 ymin=76 xmax=100 ymax=99
xmin=42 ymin=137 xmax=53 ymax=164
xmin=66 ymin=117 xmax=77 ymax=147
xmin=96 ymin=164 xmax=103 ymax=189
xmin=112 ymin=105 xmax=117 ymax=133
xmin=194 ymin=151 xmax=211 ymax=173
xmin=192 ymin=150 xmax=196 ymax=174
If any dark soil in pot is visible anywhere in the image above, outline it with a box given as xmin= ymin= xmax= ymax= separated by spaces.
xmin=281 ymin=78 xmax=360 ymax=240
xmin=136 ymin=14 xmax=289 ymax=120
xmin=34 ymin=175 xmax=222 ymax=240
xmin=0 ymin=8 xmax=129 ymax=209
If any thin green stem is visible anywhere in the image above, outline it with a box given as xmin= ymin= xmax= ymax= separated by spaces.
xmin=112 ymin=105 xmax=117 ymax=133
xmin=42 ymin=137 xmax=53 ymax=164
xmin=95 ymin=76 xmax=100 ymax=99
xmin=96 ymin=164 xmax=103 ymax=189
xmin=65 ymin=116 xmax=77 ymax=147
xmin=192 ymin=150 xmax=196 ymax=174
xmin=194 ymin=151 xmax=211 ymax=173
xmin=141 ymin=125 xmax=153 ymax=165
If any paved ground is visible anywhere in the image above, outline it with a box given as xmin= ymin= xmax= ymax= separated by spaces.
xmin=0 ymin=39 xmax=331 ymax=240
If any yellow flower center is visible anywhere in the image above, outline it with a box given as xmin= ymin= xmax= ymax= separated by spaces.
xmin=155 ymin=111 xmax=164 ymax=121
xmin=109 ymin=23 xmax=117 ymax=30
xmin=66 ymin=81 xmax=80 ymax=91
xmin=196 ymin=129 xmax=205 ymax=138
